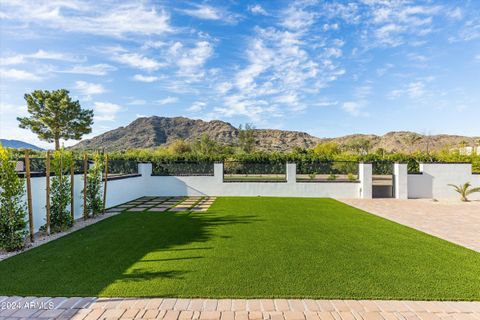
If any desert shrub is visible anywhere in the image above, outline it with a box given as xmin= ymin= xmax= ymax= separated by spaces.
xmin=0 ymin=145 xmax=27 ymax=251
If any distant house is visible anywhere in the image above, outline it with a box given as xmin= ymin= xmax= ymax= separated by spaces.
xmin=458 ymin=146 xmax=480 ymax=155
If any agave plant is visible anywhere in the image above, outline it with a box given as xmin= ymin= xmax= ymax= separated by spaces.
xmin=448 ymin=182 xmax=480 ymax=202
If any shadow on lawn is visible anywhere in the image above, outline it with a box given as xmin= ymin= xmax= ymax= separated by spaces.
xmin=0 ymin=209 xmax=258 ymax=297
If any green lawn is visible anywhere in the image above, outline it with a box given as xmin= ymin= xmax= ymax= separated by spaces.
xmin=0 ymin=197 xmax=479 ymax=300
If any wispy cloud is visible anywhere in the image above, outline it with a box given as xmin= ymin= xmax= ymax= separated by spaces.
xmin=248 ymin=4 xmax=268 ymax=16
xmin=187 ymin=101 xmax=206 ymax=112
xmin=132 ymin=74 xmax=158 ymax=82
xmin=342 ymin=101 xmax=364 ymax=117
xmin=93 ymin=102 xmax=121 ymax=121
xmin=179 ymin=4 xmax=239 ymax=24
xmin=155 ymin=97 xmax=178 ymax=105
xmin=0 ymin=49 xmax=83 ymax=66
xmin=60 ymin=64 xmax=116 ymax=76
xmin=1 ymin=2 xmax=173 ymax=37
xmin=74 ymin=81 xmax=105 ymax=99
xmin=168 ymin=41 xmax=214 ymax=80
xmin=110 ymin=49 xmax=165 ymax=71
xmin=0 ymin=68 xmax=41 ymax=81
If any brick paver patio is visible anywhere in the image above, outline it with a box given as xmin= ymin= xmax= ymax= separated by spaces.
xmin=340 ymin=199 xmax=480 ymax=252
xmin=1 ymin=297 xmax=480 ymax=320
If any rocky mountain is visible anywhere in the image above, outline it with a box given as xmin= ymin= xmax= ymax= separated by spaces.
xmin=0 ymin=139 xmax=44 ymax=150
xmin=71 ymin=116 xmax=479 ymax=153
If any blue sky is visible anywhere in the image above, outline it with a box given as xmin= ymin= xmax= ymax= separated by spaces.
xmin=1 ymin=0 xmax=479 ymax=148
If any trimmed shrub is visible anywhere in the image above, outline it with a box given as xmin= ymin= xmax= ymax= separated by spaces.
xmin=84 ymin=152 xmax=104 ymax=217
xmin=49 ymin=149 xmax=74 ymax=233
xmin=0 ymin=145 xmax=27 ymax=251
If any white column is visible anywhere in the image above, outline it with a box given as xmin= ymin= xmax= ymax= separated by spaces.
xmin=358 ymin=163 xmax=372 ymax=199
xmin=138 ymin=162 xmax=152 ymax=176
xmin=394 ymin=163 xmax=408 ymax=199
xmin=286 ymin=163 xmax=296 ymax=184
xmin=214 ymin=162 xmax=224 ymax=184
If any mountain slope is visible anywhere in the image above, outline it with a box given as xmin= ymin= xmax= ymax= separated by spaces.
xmin=71 ymin=116 xmax=479 ymax=152
xmin=0 ymin=139 xmax=44 ymax=150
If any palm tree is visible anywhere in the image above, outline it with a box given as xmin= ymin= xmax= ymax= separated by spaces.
xmin=448 ymin=182 xmax=480 ymax=202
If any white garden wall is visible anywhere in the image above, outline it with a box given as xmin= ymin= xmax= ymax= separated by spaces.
xmin=407 ymin=163 xmax=480 ymax=200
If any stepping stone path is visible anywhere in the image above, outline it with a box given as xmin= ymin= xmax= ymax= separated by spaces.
xmin=106 ymin=196 xmax=217 ymax=213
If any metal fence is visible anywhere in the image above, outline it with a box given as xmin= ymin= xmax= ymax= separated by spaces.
xmin=152 ymin=161 xmax=214 ymax=176
xmin=107 ymin=160 xmax=138 ymax=176
xmin=223 ymin=161 xmax=286 ymax=182
xmin=296 ymin=161 xmax=358 ymax=182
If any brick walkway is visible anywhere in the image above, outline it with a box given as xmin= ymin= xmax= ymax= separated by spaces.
xmin=340 ymin=199 xmax=480 ymax=252
xmin=1 ymin=297 xmax=480 ymax=320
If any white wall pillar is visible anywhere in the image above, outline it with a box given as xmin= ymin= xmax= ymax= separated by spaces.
xmin=214 ymin=162 xmax=224 ymax=184
xmin=358 ymin=163 xmax=372 ymax=199
xmin=138 ymin=162 xmax=152 ymax=176
xmin=394 ymin=163 xmax=408 ymax=199
xmin=286 ymin=163 xmax=296 ymax=184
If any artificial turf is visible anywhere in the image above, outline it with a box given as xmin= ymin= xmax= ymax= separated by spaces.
xmin=0 ymin=197 xmax=479 ymax=300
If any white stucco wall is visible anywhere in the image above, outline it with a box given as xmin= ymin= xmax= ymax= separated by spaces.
xmin=358 ymin=163 xmax=372 ymax=199
xmin=141 ymin=162 xmax=361 ymax=198
xmin=408 ymin=163 xmax=480 ymax=200
xmin=27 ymin=173 xmax=145 ymax=232
xmin=394 ymin=163 xmax=408 ymax=199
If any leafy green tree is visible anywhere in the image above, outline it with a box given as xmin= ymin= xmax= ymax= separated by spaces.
xmin=0 ymin=145 xmax=27 ymax=251
xmin=18 ymin=89 xmax=94 ymax=150
xmin=238 ymin=123 xmax=256 ymax=153
xmin=313 ymin=142 xmax=340 ymax=157
xmin=345 ymin=137 xmax=372 ymax=155
xmin=192 ymin=134 xmax=219 ymax=155
xmin=167 ymin=139 xmax=192 ymax=154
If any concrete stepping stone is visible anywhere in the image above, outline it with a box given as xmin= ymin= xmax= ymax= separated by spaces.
xmin=170 ymin=207 xmax=188 ymax=212
xmin=150 ymin=207 xmax=168 ymax=212
xmin=129 ymin=208 xmax=145 ymax=212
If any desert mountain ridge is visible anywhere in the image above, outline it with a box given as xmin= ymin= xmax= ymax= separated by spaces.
xmin=71 ymin=116 xmax=480 ymax=153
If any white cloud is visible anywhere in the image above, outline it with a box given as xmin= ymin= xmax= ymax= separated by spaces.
xmin=281 ymin=5 xmax=316 ymax=31
xmin=112 ymin=52 xmax=164 ymax=71
xmin=155 ymin=97 xmax=178 ymax=105
xmin=180 ymin=4 xmax=238 ymax=24
xmin=132 ymin=74 xmax=159 ymax=82
xmin=389 ymin=81 xmax=426 ymax=99
xmin=2 ymin=2 xmax=172 ymax=37
xmin=342 ymin=101 xmax=363 ymax=117
xmin=128 ymin=99 xmax=146 ymax=106
xmin=0 ymin=68 xmax=41 ymax=81
xmin=0 ymin=49 xmax=82 ymax=66
xmin=74 ymin=81 xmax=105 ymax=97
xmin=187 ymin=101 xmax=206 ymax=112
xmin=248 ymin=4 xmax=268 ymax=16
xmin=215 ymin=7 xmax=346 ymax=122
xmin=93 ymin=102 xmax=121 ymax=121
xmin=60 ymin=64 xmax=116 ymax=76
xmin=168 ymin=41 xmax=214 ymax=80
